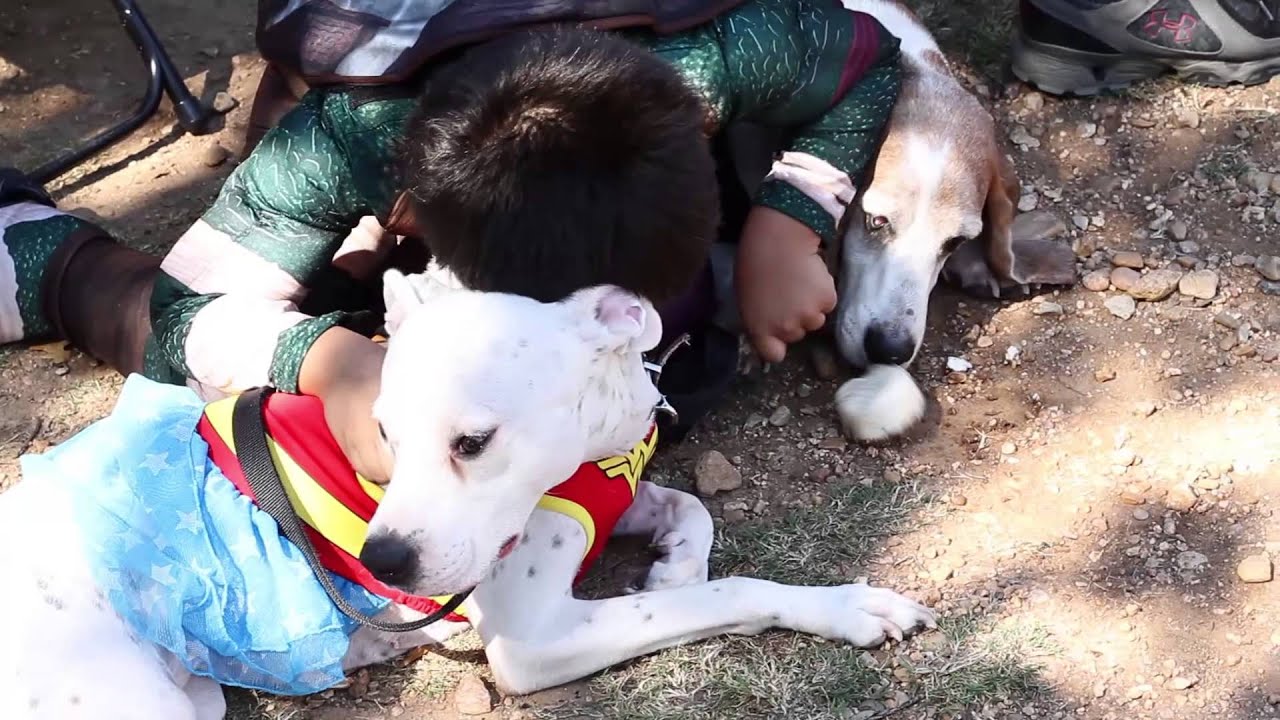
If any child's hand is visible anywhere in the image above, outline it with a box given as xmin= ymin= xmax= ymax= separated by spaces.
xmin=299 ymin=328 xmax=393 ymax=483
xmin=735 ymin=207 xmax=836 ymax=364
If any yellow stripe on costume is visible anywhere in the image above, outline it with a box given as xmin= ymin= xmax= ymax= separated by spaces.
xmin=203 ymin=398 xmax=372 ymax=557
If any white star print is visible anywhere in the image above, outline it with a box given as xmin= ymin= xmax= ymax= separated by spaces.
xmin=138 ymin=583 xmax=165 ymax=612
xmin=188 ymin=558 xmax=215 ymax=581
xmin=229 ymin=536 xmax=261 ymax=561
xmin=282 ymin=608 xmax=310 ymax=636
xmin=152 ymin=533 xmax=171 ymax=552
xmin=150 ymin=564 xmax=177 ymax=586
xmin=139 ymin=452 xmax=173 ymax=474
xmin=175 ymin=509 xmax=203 ymax=535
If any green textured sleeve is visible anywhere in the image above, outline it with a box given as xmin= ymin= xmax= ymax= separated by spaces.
xmin=149 ymin=90 xmax=379 ymax=393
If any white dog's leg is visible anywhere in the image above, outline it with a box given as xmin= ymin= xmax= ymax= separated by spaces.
xmin=611 ymin=481 xmax=712 ymax=591
xmin=469 ymin=509 xmax=935 ymax=695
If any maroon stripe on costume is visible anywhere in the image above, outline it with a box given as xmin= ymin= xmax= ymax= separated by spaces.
xmin=832 ymin=12 xmax=880 ymax=106
xmin=261 ymin=393 xmax=379 ymax=522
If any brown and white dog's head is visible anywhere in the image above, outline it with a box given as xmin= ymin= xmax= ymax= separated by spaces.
xmin=834 ymin=1 xmax=1075 ymax=369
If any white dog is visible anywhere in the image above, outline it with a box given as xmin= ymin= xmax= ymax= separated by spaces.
xmin=0 ymin=270 xmax=934 ymax=719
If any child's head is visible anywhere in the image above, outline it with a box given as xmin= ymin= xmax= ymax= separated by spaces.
xmin=401 ymin=28 xmax=719 ymax=305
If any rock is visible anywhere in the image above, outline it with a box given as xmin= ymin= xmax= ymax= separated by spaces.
xmin=1215 ymin=312 xmax=1244 ymax=330
xmin=210 ymin=92 xmax=238 ymax=115
xmin=1033 ymin=301 xmax=1064 ymax=316
xmin=950 ymin=493 xmax=968 ymax=507
xmin=1174 ymin=106 xmax=1200 ymax=129
xmin=1111 ymin=251 xmax=1145 ymax=269
xmin=723 ymin=506 xmax=747 ymax=523
xmin=1233 ymin=254 xmax=1258 ymax=267
xmin=1095 ymin=368 xmax=1117 ymax=382
xmin=1176 ymin=550 xmax=1208 ymax=571
xmin=1000 ymin=442 xmax=1017 ymax=455
xmin=883 ymin=468 xmax=902 ymax=484
xmin=1178 ymin=270 xmax=1219 ymax=300
xmin=199 ymin=45 xmax=221 ymax=58
xmin=1072 ymin=214 xmax=1090 ymax=231
xmin=1018 ymin=194 xmax=1038 ymax=212
xmin=1169 ymin=220 xmax=1189 ymax=242
xmin=1110 ymin=267 xmax=1140 ymax=292
xmin=1166 ymin=186 xmax=1190 ymax=205
xmin=1165 ymin=484 xmax=1197 ymax=512
xmin=454 ymin=675 xmax=493 ymax=716
xmin=1133 ymin=509 xmax=1150 ymax=521
xmin=1082 ymin=269 xmax=1111 ymax=291
xmin=1009 ymin=126 xmax=1040 ymax=148
xmin=768 ymin=406 xmax=791 ymax=427
xmin=1262 ymin=280 xmax=1280 ymax=297
xmin=1023 ymin=91 xmax=1045 ymax=111
xmin=0 ymin=58 xmax=21 ymax=82
xmin=1257 ymin=255 xmax=1280 ymax=282
xmin=1072 ymin=236 xmax=1097 ymax=258
xmin=1011 ymin=210 xmax=1067 ymax=241
xmin=1105 ymin=294 xmax=1136 ymax=320
xmin=1273 ymin=175 xmax=1280 ymax=194
xmin=1176 ymin=240 xmax=1200 ymax=255
xmin=946 ymin=356 xmax=972 ymax=373
xmin=1130 ymin=115 xmax=1156 ymax=128
xmin=1078 ymin=122 xmax=1097 ymax=138
xmin=694 ymin=450 xmax=742 ymax=497
xmin=1237 ymin=553 xmax=1273 ymax=583
xmin=200 ymin=142 xmax=230 ymax=167
xmin=1128 ymin=269 xmax=1183 ymax=301
xmin=1167 ymin=676 xmax=1197 ymax=691
xmin=1246 ymin=170 xmax=1275 ymax=194
xmin=1133 ymin=400 xmax=1158 ymax=417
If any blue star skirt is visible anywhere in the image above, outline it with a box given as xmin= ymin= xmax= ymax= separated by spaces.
xmin=19 ymin=375 xmax=390 ymax=694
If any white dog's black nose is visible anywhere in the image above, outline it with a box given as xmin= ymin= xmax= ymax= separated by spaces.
xmin=360 ymin=534 xmax=418 ymax=586
xmin=864 ymin=325 xmax=915 ymax=366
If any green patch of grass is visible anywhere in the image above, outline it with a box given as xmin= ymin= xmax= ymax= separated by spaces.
xmin=1200 ymin=148 xmax=1248 ymax=184
xmin=911 ymin=616 xmax=1055 ymax=712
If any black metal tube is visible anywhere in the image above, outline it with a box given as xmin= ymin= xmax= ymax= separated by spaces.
xmin=28 ymin=0 xmax=214 ymax=185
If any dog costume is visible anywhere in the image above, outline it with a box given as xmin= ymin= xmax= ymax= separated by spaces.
xmin=20 ymin=375 xmax=655 ymax=695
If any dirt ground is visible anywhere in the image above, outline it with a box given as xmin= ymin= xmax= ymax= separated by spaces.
xmin=2 ymin=1 xmax=1279 ymax=719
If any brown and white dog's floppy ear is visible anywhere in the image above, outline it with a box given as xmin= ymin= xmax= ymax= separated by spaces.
xmin=945 ymin=148 xmax=1077 ymax=297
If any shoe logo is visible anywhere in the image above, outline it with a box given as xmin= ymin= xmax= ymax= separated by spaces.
xmin=1142 ymin=9 xmax=1199 ymax=45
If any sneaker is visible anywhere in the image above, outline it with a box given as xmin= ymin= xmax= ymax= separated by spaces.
xmin=1012 ymin=0 xmax=1280 ymax=95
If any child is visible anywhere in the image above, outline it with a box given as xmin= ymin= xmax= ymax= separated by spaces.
xmin=0 ymin=0 xmax=902 ymax=479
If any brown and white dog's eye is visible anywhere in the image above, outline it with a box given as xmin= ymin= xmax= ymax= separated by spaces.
xmin=866 ymin=215 xmax=891 ymax=232
xmin=451 ymin=430 xmax=495 ymax=459
xmin=941 ymin=236 xmax=967 ymax=255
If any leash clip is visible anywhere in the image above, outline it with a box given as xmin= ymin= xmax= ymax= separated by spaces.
xmin=644 ymin=333 xmax=691 ymax=423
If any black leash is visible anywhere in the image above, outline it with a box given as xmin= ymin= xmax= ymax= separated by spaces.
xmin=231 ymin=387 xmax=470 ymax=633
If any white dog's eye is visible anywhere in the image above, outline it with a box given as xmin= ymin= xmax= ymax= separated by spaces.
xmin=451 ymin=429 xmax=495 ymax=459
xmin=378 ymin=423 xmax=389 ymax=443
xmin=866 ymin=214 xmax=890 ymax=232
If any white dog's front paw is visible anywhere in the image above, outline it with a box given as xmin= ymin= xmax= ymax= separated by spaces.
xmin=824 ymin=584 xmax=937 ymax=647
xmin=641 ymin=531 xmax=709 ymax=591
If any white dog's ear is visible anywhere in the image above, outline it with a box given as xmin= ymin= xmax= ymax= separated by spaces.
xmin=574 ymin=285 xmax=663 ymax=354
xmin=382 ymin=269 xmax=428 ymax=335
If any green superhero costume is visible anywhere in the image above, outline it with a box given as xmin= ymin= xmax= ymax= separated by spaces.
xmin=0 ymin=0 xmax=901 ymax=408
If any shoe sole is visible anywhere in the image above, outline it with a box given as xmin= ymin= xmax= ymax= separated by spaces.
xmin=1011 ymin=33 xmax=1280 ymax=96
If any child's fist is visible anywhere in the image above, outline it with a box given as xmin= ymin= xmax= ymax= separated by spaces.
xmin=735 ymin=207 xmax=836 ymax=364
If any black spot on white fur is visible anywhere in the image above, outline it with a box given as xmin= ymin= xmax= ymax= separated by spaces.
xmin=551 ymin=534 xmax=563 ymax=549
xmin=642 ymin=613 xmax=653 ymax=622
xmin=527 ymin=566 xmax=537 ymax=579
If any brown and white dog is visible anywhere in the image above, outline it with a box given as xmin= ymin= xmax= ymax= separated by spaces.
xmin=824 ymin=0 xmax=1076 ymax=370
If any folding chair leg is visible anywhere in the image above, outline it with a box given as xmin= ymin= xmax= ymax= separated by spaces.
xmin=30 ymin=0 xmax=216 ymax=185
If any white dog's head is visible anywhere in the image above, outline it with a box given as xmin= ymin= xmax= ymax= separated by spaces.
xmin=360 ymin=269 xmax=664 ymax=595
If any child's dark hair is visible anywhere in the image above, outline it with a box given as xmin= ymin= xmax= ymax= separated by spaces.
xmin=401 ymin=28 xmax=719 ymax=304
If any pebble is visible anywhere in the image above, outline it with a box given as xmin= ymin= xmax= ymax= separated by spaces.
xmin=1257 ymin=255 xmax=1280 ymax=282
xmin=1169 ymin=220 xmax=1189 ymax=242
xmin=694 ymin=450 xmax=742 ymax=497
xmin=1023 ymin=91 xmax=1045 ymax=111
xmin=1128 ymin=269 xmax=1183 ymax=301
xmin=1071 ymin=214 xmax=1090 ymax=231
xmin=1165 ymin=483 xmax=1198 ymax=512
xmin=0 ymin=58 xmax=21 ymax=82
xmin=1232 ymin=254 xmax=1258 ymax=267
xmin=212 ymin=91 xmax=239 ymax=114
xmin=1111 ymin=251 xmax=1145 ymax=269
xmin=1133 ymin=400 xmax=1158 ymax=417
xmin=1105 ymin=294 xmax=1137 ymax=320
xmin=453 ymin=675 xmax=493 ymax=716
xmin=1009 ymin=126 xmax=1040 ymax=148
xmin=1168 ymin=676 xmax=1197 ymax=691
xmin=1082 ymin=269 xmax=1111 ymax=291
xmin=1018 ymin=194 xmax=1038 ymax=212
xmin=1236 ymin=553 xmax=1273 ymax=583
xmin=1246 ymin=170 xmax=1275 ymax=194
xmin=1110 ymin=267 xmax=1140 ymax=291
xmin=950 ymin=493 xmax=968 ymax=507
xmin=1078 ymin=122 xmax=1097 ymax=138
xmin=883 ymin=469 xmax=902 ymax=484
xmin=1178 ymin=269 xmax=1219 ymax=300
xmin=1261 ymin=280 xmax=1280 ymax=296
xmin=1001 ymin=442 xmax=1017 ymax=455
xmin=1130 ymin=116 xmax=1156 ymax=128
xmin=1133 ymin=509 xmax=1150 ymax=521
xmin=1011 ymin=210 xmax=1067 ymax=241
xmin=201 ymin=142 xmax=230 ymax=167
xmin=723 ymin=504 xmax=748 ymax=523
xmin=1166 ymin=186 xmax=1190 ymax=205
xmin=1095 ymin=368 xmax=1117 ymax=382
xmin=1033 ymin=301 xmax=1064 ymax=316
xmin=1214 ymin=312 xmax=1244 ymax=330
xmin=810 ymin=345 xmax=840 ymax=381
xmin=1174 ymin=106 xmax=1200 ymax=129
xmin=768 ymin=406 xmax=791 ymax=427
xmin=1176 ymin=240 xmax=1199 ymax=255
xmin=946 ymin=356 xmax=973 ymax=373
xmin=1176 ymin=550 xmax=1208 ymax=571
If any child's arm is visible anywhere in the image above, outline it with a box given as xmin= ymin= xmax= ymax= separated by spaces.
xmin=149 ymin=90 xmax=409 ymax=396
xmin=645 ymin=0 xmax=902 ymax=361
